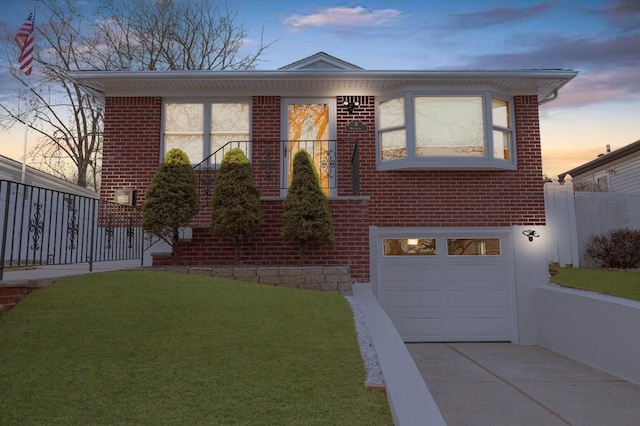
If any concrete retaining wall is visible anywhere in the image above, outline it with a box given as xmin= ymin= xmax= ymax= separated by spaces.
xmin=535 ymin=285 xmax=640 ymax=385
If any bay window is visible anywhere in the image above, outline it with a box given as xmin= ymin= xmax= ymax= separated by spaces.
xmin=377 ymin=93 xmax=515 ymax=169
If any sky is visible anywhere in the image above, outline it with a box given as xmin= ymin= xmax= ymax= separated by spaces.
xmin=0 ymin=0 xmax=639 ymax=179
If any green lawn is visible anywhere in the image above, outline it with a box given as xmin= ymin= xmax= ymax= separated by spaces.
xmin=0 ymin=271 xmax=392 ymax=425
xmin=550 ymin=267 xmax=640 ymax=302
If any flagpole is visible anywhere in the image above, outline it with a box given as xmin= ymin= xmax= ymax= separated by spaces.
xmin=21 ymin=101 xmax=29 ymax=184
xmin=15 ymin=9 xmax=36 ymax=183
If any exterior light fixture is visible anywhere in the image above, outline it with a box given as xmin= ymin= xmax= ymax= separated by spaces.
xmin=114 ymin=188 xmax=137 ymax=207
xmin=343 ymin=100 xmax=360 ymax=114
xmin=407 ymin=238 xmax=419 ymax=246
xmin=522 ymin=230 xmax=539 ymax=242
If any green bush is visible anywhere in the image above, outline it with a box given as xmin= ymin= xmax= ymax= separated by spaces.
xmin=210 ymin=148 xmax=263 ymax=263
xmin=142 ymin=148 xmax=198 ymax=264
xmin=281 ymin=150 xmax=334 ymax=265
xmin=586 ymin=229 xmax=640 ymax=269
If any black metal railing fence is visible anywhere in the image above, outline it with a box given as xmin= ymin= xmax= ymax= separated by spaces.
xmin=193 ymin=139 xmax=360 ymax=208
xmin=0 ymin=180 xmax=143 ymax=280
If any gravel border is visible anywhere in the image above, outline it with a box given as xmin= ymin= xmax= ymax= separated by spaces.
xmin=344 ymin=295 xmax=384 ymax=386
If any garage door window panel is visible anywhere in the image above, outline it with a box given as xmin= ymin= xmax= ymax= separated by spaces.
xmin=447 ymin=238 xmax=501 ymax=256
xmin=383 ymin=238 xmax=436 ymax=256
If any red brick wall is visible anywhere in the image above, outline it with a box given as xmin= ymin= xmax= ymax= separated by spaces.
xmin=100 ymin=97 xmax=163 ymax=206
xmin=341 ymin=94 xmax=545 ymax=227
xmin=156 ymin=198 xmax=371 ymax=280
xmin=100 ymin=94 xmax=545 ymax=282
xmin=252 ymin=96 xmax=282 ymax=198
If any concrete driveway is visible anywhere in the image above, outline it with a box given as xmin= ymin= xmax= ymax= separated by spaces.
xmin=407 ymin=343 xmax=640 ymax=426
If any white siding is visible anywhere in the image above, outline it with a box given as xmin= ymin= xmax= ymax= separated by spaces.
xmin=609 ymin=155 xmax=640 ymax=194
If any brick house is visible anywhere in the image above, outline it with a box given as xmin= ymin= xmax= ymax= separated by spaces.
xmin=74 ymin=52 xmax=577 ymax=343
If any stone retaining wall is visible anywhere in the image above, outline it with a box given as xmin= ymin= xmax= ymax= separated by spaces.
xmin=163 ymin=265 xmax=353 ymax=294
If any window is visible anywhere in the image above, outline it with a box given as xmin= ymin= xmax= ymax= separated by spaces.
xmin=379 ymin=97 xmax=406 ymax=160
xmin=283 ymin=99 xmax=336 ymax=196
xmin=596 ymin=174 xmax=609 ymax=191
xmin=377 ymin=94 xmax=514 ymax=169
xmin=164 ymin=103 xmax=204 ymax=163
xmin=447 ymin=238 xmax=501 ymax=256
xmin=210 ymin=103 xmax=250 ymax=160
xmin=164 ymin=101 xmax=250 ymax=164
xmin=492 ymin=98 xmax=511 ymax=160
xmin=415 ymin=96 xmax=484 ymax=157
xmin=383 ymin=238 xmax=436 ymax=256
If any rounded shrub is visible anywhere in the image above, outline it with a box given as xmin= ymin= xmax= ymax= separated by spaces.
xmin=210 ymin=148 xmax=263 ymax=263
xmin=142 ymin=148 xmax=198 ymax=264
xmin=281 ymin=150 xmax=334 ymax=265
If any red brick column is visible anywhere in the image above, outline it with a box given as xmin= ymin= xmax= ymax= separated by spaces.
xmin=100 ymin=97 xmax=162 ymax=206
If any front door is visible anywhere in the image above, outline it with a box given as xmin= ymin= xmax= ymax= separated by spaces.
xmin=282 ymin=99 xmax=336 ymax=196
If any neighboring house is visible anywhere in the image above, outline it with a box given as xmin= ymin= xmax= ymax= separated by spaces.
xmin=558 ymin=139 xmax=640 ymax=194
xmin=549 ymin=139 xmax=640 ymax=268
xmin=73 ymin=52 xmax=577 ymax=344
xmin=0 ymin=154 xmax=98 ymax=198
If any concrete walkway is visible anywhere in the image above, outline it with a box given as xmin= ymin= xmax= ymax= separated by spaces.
xmin=407 ymin=342 xmax=640 ymax=426
xmin=0 ymin=260 xmax=143 ymax=286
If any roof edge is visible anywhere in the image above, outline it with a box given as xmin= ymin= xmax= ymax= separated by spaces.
xmin=558 ymin=139 xmax=640 ymax=180
xmin=70 ymin=68 xmax=578 ymax=81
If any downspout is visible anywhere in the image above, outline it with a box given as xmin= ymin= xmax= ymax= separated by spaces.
xmin=540 ymin=88 xmax=561 ymax=181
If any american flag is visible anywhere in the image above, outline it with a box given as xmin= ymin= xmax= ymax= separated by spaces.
xmin=14 ymin=13 xmax=35 ymax=76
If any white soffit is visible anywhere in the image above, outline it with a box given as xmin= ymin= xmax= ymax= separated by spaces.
xmin=71 ymin=69 xmax=578 ymax=100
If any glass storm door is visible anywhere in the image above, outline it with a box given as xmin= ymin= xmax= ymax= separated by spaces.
xmin=283 ymin=100 xmax=336 ymax=196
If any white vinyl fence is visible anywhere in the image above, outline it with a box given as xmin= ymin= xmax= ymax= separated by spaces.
xmin=544 ymin=181 xmax=640 ymax=267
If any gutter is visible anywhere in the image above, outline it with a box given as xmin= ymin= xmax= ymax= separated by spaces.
xmin=538 ymin=89 xmax=558 ymax=105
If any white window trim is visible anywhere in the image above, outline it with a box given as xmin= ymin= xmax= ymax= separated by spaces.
xmin=594 ymin=171 xmax=610 ymax=191
xmin=162 ymin=98 xmax=252 ymax=166
xmin=376 ymin=92 xmax=516 ymax=170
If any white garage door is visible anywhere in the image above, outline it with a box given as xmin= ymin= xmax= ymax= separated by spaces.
xmin=374 ymin=229 xmax=514 ymax=342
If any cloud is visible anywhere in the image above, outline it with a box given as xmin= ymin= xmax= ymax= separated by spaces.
xmin=283 ymin=6 xmax=402 ymax=32
xmin=546 ymin=69 xmax=640 ymax=109
xmin=463 ymin=32 xmax=640 ymax=71
xmin=596 ymin=0 xmax=640 ymax=31
xmin=444 ymin=2 xmax=554 ymax=29
xmin=460 ymin=31 xmax=640 ymax=109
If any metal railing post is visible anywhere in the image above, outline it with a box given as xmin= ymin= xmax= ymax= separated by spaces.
xmin=0 ymin=181 xmax=12 ymax=280
xmin=352 ymin=140 xmax=360 ymax=196
xmin=88 ymin=198 xmax=96 ymax=272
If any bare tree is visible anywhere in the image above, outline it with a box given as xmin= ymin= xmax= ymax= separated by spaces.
xmin=0 ymin=0 xmax=271 ymax=189
xmin=92 ymin=0 xmax=270 ymax=71
xmin=0 ymin=0 xmax=103 ymax=189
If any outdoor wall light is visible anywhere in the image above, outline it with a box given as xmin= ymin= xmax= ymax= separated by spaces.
xmin=522 ymin=230 xmax=540 ymax=242
xmin=114 ymin=188 xmax=137 ymax=207
xmin=406 ymin=238 xmax=420 ymax=246
xmin=343 ymin=100 xmax=360 ymax=114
